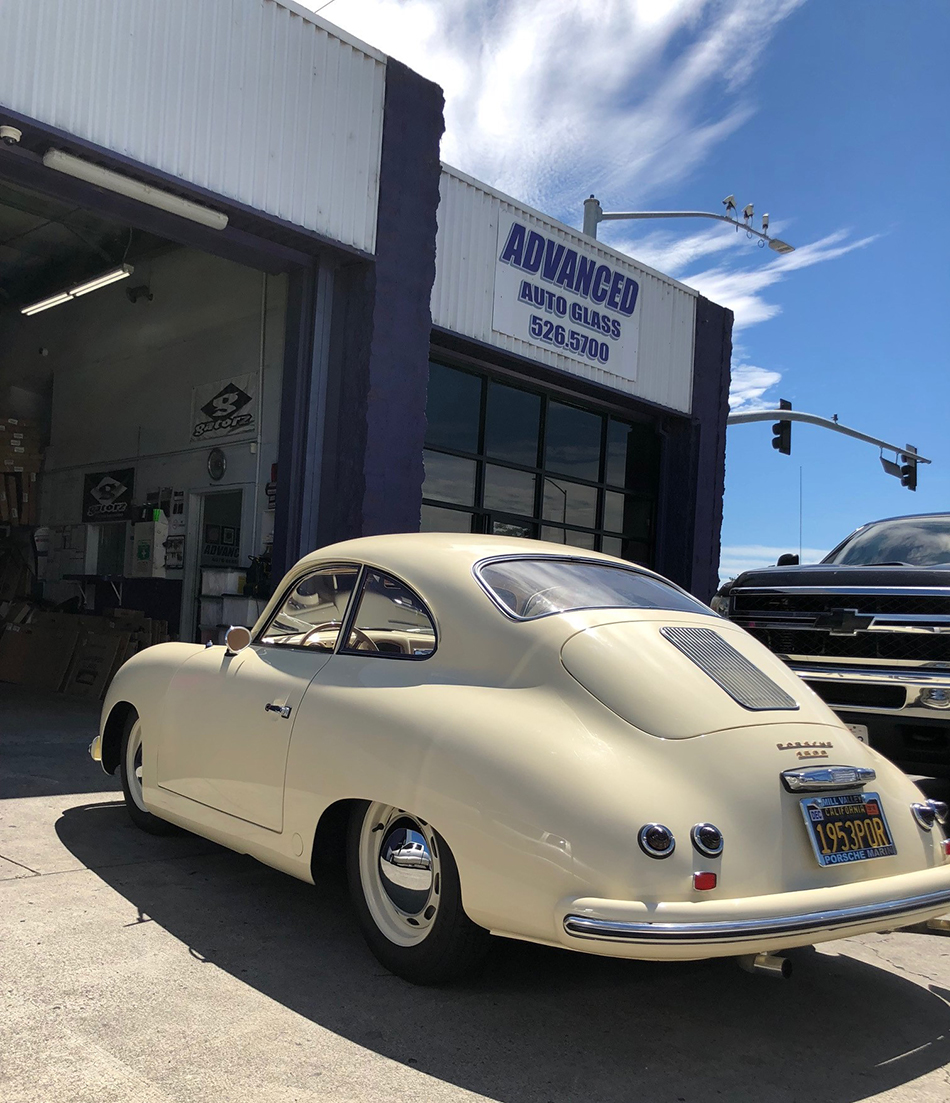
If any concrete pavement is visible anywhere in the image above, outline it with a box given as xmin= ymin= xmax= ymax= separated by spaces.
xmin=3 ymin=683 xmax=950 ymax=1102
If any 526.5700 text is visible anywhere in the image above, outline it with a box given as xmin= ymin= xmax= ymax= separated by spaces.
xmin=529 ymin=315 xmax=610 ymax=363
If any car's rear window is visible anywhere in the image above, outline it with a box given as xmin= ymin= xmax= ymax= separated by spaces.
xmin=477 ymin=558 xmax=714 ymax=620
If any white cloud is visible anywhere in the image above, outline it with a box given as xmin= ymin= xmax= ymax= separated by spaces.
xmin=728 ymin=361 xmax=782 ymax=410
xmin=313 ymin=0 xmax=804 ymax=213
xmin=720 ymin=544 xmax=829 ymax=580
xmin=313 ymin=0 xmax=875 ymax=400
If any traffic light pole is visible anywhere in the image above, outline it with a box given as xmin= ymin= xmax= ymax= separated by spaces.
xmin=727 ymin=407 xmax=931 ymax=488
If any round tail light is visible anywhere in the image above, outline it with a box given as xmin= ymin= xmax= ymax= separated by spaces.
xmin=691 ymin=822 xmax=724 ymax=859
xmin=912 ymin=802 xmax=937 ymax=830
xmin=638 ymin=823 xmax=675 ymax=859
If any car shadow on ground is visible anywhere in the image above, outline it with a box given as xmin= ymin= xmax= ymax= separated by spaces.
xmin=56 ymin=800 xmax=950 ymax=1103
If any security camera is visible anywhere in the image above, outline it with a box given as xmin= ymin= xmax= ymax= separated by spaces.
xmin=0 ymin=125 xmax=23 ymax=146
xmin=742 ymin=202 xmax=754 ymax=219
xmin=761 ymin=213 xmax=770 ymax=231
xmin=722 ymin=195 xmax=736 ymax=211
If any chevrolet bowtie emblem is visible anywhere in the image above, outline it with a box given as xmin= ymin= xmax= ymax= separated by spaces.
xmin=815 ymin=607 xmax=874 ymax=635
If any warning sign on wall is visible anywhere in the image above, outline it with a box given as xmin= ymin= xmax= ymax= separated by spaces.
xmin=190 ymin=374 xmax=258 ymax=442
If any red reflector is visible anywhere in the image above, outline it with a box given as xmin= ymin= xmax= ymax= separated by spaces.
xmin=941 ymin=838 xmax=950 ymax=857
xmin=693 ymin=871 xmax=717 ymax=890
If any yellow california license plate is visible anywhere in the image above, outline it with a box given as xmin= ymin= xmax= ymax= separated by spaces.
xmin=800 ymin=792 xmax=897 ymax=866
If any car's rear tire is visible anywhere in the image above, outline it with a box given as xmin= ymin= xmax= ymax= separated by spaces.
xmin=346 ymin=800 xmax=490 ymax=984
xmin=118 ymin=710 xmax=180 ymax=835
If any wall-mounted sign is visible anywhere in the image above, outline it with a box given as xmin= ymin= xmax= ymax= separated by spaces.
xmin=190 ymin=374 xmax=258 ymax=442
xmin=492 ymin=214 xmax=641 ymax=382
xmin=82 ymin=468 xmax=135 ymax=523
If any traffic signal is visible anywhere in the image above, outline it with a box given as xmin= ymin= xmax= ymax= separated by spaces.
xmin=900 ymin=448 xmax=918 ymax=491
xmin=771 ymin=399 xmax=792 ymax=456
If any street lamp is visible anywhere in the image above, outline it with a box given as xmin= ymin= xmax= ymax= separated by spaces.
xmin=582 ymin=194 xmax=795 ymax=254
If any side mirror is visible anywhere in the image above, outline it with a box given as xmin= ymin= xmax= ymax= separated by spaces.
xmin=776 ymin=553 xmax=799 ymax=566
xmin=225 ymin=625 xmax=252 ymax=655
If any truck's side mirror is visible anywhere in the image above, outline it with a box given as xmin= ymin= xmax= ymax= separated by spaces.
xmin=776 ymin=553 xmax=799 ymax=566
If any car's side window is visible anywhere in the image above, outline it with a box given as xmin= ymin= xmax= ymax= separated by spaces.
xmin=259 ymin=566 xmax=359 ymax=651
xmin=341 ymin=570 xmax=437 ymax=658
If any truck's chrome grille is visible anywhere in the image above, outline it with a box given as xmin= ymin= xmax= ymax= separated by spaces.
xmin=660 ymin=626 xmax=799 ymax=711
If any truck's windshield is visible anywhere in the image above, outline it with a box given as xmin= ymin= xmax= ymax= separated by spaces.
xmin=825 ymin=516 xmax=950 ymax=567
xmin=477 ymin=558 xmax=714 ymax=620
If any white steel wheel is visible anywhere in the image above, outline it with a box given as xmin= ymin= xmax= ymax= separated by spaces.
xmin=358 ymin=803 xmax=441 ymax=947
xmin=117 ymin=710 xmax=180 ymax=836
xmin=124 ymin=718 xmax=147 ymax=812
xmin=346 ymin=800 xmax=491 ymax=984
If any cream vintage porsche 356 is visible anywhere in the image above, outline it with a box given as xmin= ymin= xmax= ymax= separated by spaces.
xmin=90 ymin=533 xmax=950 ymax=983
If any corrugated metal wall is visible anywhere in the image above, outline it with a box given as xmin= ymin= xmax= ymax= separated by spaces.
xmin=432 ymin=167 xmax=697 ymax=414
xmin=0 ymin=0 xmax=386 ymax=254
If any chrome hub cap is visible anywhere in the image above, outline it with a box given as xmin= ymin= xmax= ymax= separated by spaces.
xmin=359 ymin=803 xmax=441 ymax=946
xmin=125 ymin=719 xmax=146 ymax=812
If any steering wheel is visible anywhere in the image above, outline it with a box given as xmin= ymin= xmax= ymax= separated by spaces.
xmin=300 ymin=621 xmax=379 ymax=652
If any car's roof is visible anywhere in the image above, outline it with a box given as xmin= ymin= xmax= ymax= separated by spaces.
xmin=292 ymin=532 xmax=652 ymax=583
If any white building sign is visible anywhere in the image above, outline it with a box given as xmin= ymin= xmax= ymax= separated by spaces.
xmin=190 ymin=374 xmax=258 ymax=443
xmin=492 ymin=214 xmax=641 ymax=382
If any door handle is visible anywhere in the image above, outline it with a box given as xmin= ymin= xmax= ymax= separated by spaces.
xmin=265 ymin=703 xmax=292 ymax=719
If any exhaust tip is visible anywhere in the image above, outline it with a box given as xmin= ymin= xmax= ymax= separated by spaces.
xmin=737 ymin=952 xmax=792 ymax=979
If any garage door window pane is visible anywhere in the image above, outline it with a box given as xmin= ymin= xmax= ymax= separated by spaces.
xmin=421 ymin=504 xmax=474 ymax=532
xmin=541 ymin=526 xmax=596 ymax=550
xmin=545 ymin=402 xmax=602 ymax=481
xmin=543 ymin=479 xmax=597 ymax=529
xmin=484 ymin=464 xmax=536 ymax=515
xmin=423 ymin=450 xmax=476 ymax=506
xmin=261 ymin=567 xmax=358 ymax=649
xmin=426 ymin=363 xmax=481 ymax=452
xmin=485 ymin=381 xmax=541 ymax=466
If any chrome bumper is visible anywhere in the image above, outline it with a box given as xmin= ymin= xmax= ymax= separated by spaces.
xmin=564 ymin=885 xmax=950 ymax=945
xmin=791 ymin=662 xmax=950 ymax=718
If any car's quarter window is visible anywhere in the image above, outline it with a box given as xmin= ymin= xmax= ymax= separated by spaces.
xmin=342 ymin=570 xmax=437 ymax=658
xmin=259 ymin=566 xmax=359 ymax=650
xmin=477 ymin=557 xmax=715 ymax=620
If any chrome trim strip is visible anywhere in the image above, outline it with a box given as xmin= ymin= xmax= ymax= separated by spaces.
xmin=790 ymin=664 xmax=950 ymax=684
xmin=563 ymin=887 xmax=950 ymax=944
xmin=781 ymin=765 xmax=876 ymax=791
xmin=732 ymin=587 xmax=950 ymax=597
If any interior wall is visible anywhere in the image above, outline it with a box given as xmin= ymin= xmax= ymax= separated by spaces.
xmin=0 ymin=246 xmax=286 ymax=604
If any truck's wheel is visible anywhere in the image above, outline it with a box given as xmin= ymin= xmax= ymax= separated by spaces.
xmin=118 ymin=711 xmax=180 ymax=835
xmin=346 ymin=800 xmax=490 ymax=984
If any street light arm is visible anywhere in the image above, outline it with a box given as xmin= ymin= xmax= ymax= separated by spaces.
xmin=582 ymin=196 xmax=794 ymax=252
xmin=727 ymin=408 xmax=932 ymax=464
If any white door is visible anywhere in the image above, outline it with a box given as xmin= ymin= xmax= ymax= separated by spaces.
xmin=156 ymin=564 xmax=359 ymax=831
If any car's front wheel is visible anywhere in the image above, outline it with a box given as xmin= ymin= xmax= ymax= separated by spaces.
xmin=118 ymin=710 xmax=179 ymax=835
xmin=346 ymin=801 xmax=490 ymax=984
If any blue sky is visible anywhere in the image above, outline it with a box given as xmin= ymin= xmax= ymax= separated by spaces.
xmin=313 ymin=0 xmax=949 ymax=578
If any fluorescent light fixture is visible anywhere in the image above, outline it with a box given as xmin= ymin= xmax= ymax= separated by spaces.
xmin=768 ymin=238 xmax=795 ymax=254
xmin=21 ymin=292 xmax=73 ymax=316
xmin=69 ymin=265 xmax=133 ymax=297
xmin=20 ymin=264 xmax=133 ymax=316
xmin=43 ymin=148 xmax=229 ymax=231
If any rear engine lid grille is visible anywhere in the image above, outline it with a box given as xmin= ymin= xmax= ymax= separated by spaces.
xmin=660 ymin=626 xmax=799 ymax=711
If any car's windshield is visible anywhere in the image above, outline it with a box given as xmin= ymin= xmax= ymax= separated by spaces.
xmin=824 ymin=516 xmax=950 ymax=567
xmin=477 ymin=558 xmax=714 ymax=620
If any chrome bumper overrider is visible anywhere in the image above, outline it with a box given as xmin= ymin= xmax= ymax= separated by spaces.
xmin=563 ymin=886 xmax=950 ymax=945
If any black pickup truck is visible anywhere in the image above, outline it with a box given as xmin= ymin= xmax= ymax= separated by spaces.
xmin=718 ymin=513 xmax=950 ymax=778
